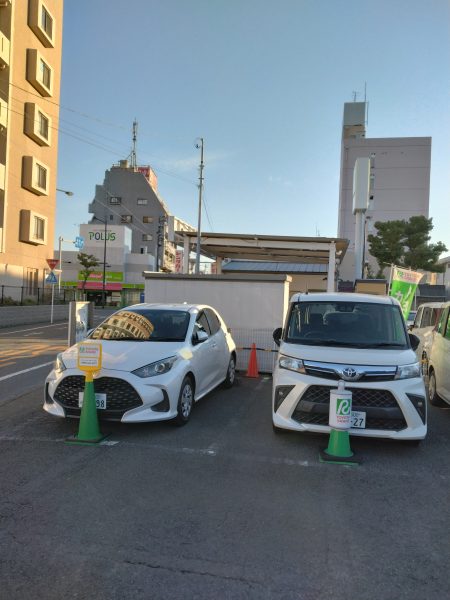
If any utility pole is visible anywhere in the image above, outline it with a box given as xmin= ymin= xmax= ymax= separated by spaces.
xmin=195 ymin=138 xmax=204 ymax=274
xmin=102 ymin=212 xmax=107 ymax=308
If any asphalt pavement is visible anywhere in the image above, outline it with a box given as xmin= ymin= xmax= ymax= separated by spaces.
xmin=1 ymin=371 xmax=450 ymax=599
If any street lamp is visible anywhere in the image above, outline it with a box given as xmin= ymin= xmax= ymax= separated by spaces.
xmin=195 ymin=138 xmax=204 ymax=274
xmin=56 ymin=188 xmax=74 ymax=196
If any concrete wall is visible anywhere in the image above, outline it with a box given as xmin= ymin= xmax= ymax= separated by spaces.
xmin=0 ymin=305 xmax=69 ymax=328
xmin=143 ymin=273 xmax=292 ymax=371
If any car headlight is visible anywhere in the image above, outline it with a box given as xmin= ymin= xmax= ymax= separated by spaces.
xmin=132 ymin=356 xmax=178 ymax=378
xmin=279 ymin=355 xmax=306 ymax=374
xmin=54 ymin=353 xmax=66 ymax=373
xmin=395 ymin=362 xmax=421 ymax=380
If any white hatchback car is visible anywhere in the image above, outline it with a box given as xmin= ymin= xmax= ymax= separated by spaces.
xmin=425 ymin=302 xmax=450 ymax=407
xmin=44 ymin=303 xmax=236 ymax=425
xmin=272 ymin=293 xmax=427 ymax=441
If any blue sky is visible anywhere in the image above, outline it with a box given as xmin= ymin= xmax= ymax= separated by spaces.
xmin=56 ymin=0 xmax=450 ymax=254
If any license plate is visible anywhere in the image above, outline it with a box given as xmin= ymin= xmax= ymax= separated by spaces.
xmin=351 ymin=411 xmax=366 ymax=429
xmin=78 ymin=392 xmax=107 ymax=410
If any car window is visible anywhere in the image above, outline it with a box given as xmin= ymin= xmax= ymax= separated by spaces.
xmin=414 ymin=307 xmax=423 ymax=328
xmin=194 ymin=312 xmax=211 ymax=337
xmin=90 ymin=309 xmax=190 ymax=341
xmin=421 ymin=308 xmax=432 ymax=328
xmin=204 ymin=308 xmax=221 ymax=335
xmin=430 ymin=308 xmax=441 ymax=327
xmin=436 ymin=308 xmax=448 ymax=335
xmin=445 ymin=313 xmax=450 ymax=341
xmin=285 ymin=301 xmax=408 ymax=348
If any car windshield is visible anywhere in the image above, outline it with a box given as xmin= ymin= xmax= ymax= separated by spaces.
xmin=285 ymin=301 xmax=408 ymax=348
xmin=90 ymin=309 xmax=191 ymax=342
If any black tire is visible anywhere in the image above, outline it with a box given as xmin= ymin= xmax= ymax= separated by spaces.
xmin=223 ymin=355 xmax=236 ymax=388
xmin=421 ymin=353 xmax=428 ymax=378
xmin=428 ymin=370 xmax=447 ymax=408
xmin=174 ymin=376 xmax=194 ymax=426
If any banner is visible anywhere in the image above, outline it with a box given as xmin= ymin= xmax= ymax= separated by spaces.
xmin=389 ymin=266 xmax=423 ymax=319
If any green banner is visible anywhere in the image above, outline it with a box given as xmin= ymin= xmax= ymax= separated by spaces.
xmin=77 ymin=271 xmax=123 ymax=283
xmin=389 ymin=267 xmax=423 ymax=319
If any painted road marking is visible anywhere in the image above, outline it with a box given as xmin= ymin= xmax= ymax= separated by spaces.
xmin=0 ymin=323 xmax=69 ymax=335
xmin=0 ymin=361 xmax=53 ymax=382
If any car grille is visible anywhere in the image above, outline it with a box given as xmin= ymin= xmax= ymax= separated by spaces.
xmin=54 ymin=375 xmax=143 ymax=419
xmin=291 ymin=384 xmax=407 ymax=431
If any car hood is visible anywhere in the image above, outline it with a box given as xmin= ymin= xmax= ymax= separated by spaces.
xmin=279 ymin=342 xmax=417 ymax=366
xmin=61 ymin=340 xmax=191 ymax=372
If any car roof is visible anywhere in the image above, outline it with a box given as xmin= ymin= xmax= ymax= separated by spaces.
xmin=123 ymin=303 xmax=208 ymax=313
xmin=289 ymin=292 xmax=396 ymax=305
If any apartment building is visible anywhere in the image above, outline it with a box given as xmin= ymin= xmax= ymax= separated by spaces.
xmin=338 ymin=102 xmax=431 ymax=281
xmin=89 ymin=159 xmax=195 ymax=272
xmin=0 ymin=0 xmax=63 ymax=296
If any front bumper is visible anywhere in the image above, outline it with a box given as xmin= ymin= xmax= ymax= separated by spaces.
xmin=272 ymin=368 xmax=427 ymax=440
xmin=44 ymin=366 xmax=185 ymax=423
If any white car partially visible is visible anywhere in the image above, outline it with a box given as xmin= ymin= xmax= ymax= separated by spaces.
xmin=44 ymin=303 xmax=236 ymax=425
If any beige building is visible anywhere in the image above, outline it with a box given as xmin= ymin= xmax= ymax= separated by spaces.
xmin=0 ymin=0 xmax=63 ymax=297
xmin=338 ymin=102 xmax=431 ymax=281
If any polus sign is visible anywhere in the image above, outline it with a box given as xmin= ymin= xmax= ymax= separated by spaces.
xmin=88 ymin=231 xmax=116 ymax=242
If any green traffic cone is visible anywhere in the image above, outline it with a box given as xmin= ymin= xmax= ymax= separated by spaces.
xmin=320 ymin=429 xmax=360 ymax=465
xmin=66 ymin=376 xmax=107 ymax=445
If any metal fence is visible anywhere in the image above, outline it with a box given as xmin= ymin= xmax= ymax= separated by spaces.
xmin=231 ymin=328 xmax=278 ymax=374
xmin=0 ymin=285 xmax=144 ymax=307
xmin=0 ymin=285 xmax=78 ymax=306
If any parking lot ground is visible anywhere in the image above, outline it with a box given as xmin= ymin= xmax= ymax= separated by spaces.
xmin=1 ymin=375 xmax=450 ymax=600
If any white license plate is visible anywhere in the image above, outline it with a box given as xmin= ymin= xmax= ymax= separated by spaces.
xmin=351 ymin=411 xmax=366 ymax=429
xmin=78 ymin=392 xmax=107 ymax=410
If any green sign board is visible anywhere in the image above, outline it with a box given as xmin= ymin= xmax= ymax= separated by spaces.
xmin=77 ymin=271 xmax=123 ymax=283
xmin=389 ymin=267 xmax=423 ymax=319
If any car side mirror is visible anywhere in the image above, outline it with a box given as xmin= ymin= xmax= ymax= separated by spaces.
xmin=409 ymin=333 xmax=420 ymax=351
xmin=273 ymin=327 xmax=282 ymax=347
xmin=193 ymin=330 xmax=209 ymax=345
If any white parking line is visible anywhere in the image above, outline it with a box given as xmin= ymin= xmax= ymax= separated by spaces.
xmin=0 ymin=323 xmax=68 ymax=335
xmin=0 ymin=361 xmax=53 ymax=382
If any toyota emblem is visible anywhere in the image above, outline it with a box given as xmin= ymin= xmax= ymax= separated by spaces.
xmin=342 ymin=367 xmax=357 ymax=379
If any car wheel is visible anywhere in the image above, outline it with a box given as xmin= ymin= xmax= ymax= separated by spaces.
xmin=428 ymin=370 xmax=447 ymax=408
xmin=223 ymin=355 xmax=236 ymax=388
xmin=174 ymin=376 xmax=194 ymax=426
xmin=421 ymin=353 xmax=428 ymax=378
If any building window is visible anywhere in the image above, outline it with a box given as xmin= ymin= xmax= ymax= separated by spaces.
xmin=24 ymin=103 xmax=51 ymax=146
xmin=39 ymin=59 xmax=51 ymax=89
xmin=41 ymin=5 xmax=53 ymax=39
xmin=142 ymin=234 xmax=152 ymax=241
xmin=26 ymin=49 xmax=53 ymax=96
xmin=109 ymin=215 xmax=114 ymax=221
xmin=33 ymin=215 xmax=45 ymax=241
xmin=36 ymin=163 xmax=47 ymax=190
xmin=38 ymin=111 xmax=49 ymax=139
xmin=143 ymin=216 xmax=153 ymax=223
xmin=121 ymin=215 xmax=132 ymax=223
xmin=19 ymin=209 xmax=47 ymax=245
xmin=109 ymin=196 xmax=121 ymax=205
xmin=137 ymin=198 xmax=148 ymax=205
xmin=28 ymin=0 xmax=55 ymax=48
xmin=22 ymin=156 xmax=49 ymax=196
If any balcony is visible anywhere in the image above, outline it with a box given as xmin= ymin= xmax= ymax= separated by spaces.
xmin=0 ymin=98 xmax=7 ymax=129
xmin=0 ymin=31 xmax=10 ymax=69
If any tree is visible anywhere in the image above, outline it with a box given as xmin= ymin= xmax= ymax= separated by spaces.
xmin=368 ymin=216 xmax=447 ymax=276
xmin=77 ymin=252 xmax=100 ymax=291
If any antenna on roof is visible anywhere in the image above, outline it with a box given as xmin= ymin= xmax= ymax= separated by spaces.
xmin=130 ymin=119 xmax=138 ymax=168
xmin=352 ymin=91 xmax=359 ymax=102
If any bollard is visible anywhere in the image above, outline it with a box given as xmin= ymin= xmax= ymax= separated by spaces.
xmin=66 ymin=342 xmax=107 ymax=445
xmin=320 ymin=380 xmax=359 ymax=465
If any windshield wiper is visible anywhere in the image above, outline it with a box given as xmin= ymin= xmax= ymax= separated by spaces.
xmin=102 ymin=337 xmax=148 ymax=341
xmin=360 ymin=342 xmax=406 ymax=348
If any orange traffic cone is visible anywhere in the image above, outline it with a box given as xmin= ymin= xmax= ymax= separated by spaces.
xmin=246 ymin=343 xmax=259 ymax=378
